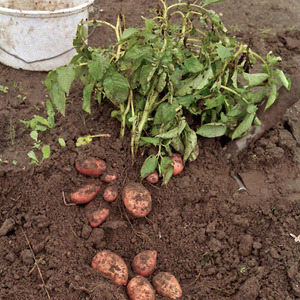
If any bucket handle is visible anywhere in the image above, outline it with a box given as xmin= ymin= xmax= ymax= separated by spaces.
xmin=0 ymin=4 xmax=101 ymax=65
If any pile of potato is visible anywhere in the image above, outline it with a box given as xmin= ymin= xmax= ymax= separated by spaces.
xmin=92 ymin=249 xmax=182 ymax=300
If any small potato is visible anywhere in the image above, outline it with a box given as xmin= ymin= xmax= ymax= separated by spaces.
xmin=103 ymin=185 xmax=118 ymax=202
xmin=127 ymin=275 xmax=155 ymax=300
xmin=75 ymin=157 xmax=106 ymax=177
xmin=171 ymin=154 xmax=184 ymax=176
xmin=89 ymin=208 xmax=110 ymax=227
xmin=132 ymin=250 xmax=157 ymax=277
xmin=152 ymin=272 xmax=182 ymax=299
xmin=146 ymin=171 xmax=159 ymax=184
xmin=102 ymin=173 xmax=117 ymax=183
xmin=70 ymin=184 xmax=101 ymax=204
xmin=122 ymin=183 xmax=152 ymax=217
xmin=92 ymin=250 xmax=128 ymax=285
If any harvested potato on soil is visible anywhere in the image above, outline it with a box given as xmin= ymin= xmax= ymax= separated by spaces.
xmin=152 ymin=272 xmax=182 ymax=299
xmin=102 ymin=173 xmax=117 ymax=183
xmin=91 ymin=250 xmax=128 ymax=285
xmin=75 ymin=157 xmax=106 ymax=177
xmin=132 ymin=250 xmax=157 ymax=277
xmin=146 ymin=171 xmax=159 ymax=184
xmin=171 ymin=154 xmax=184 ymax=176
xmin=70 ymin=184 xmax=101 ymax=204
xmin=89 ymin=208 xmax=110 ymax=227
xmin=103 ymin=185 xmax=118 ymax=202
xmin=127 ymin=275 xmax=156 ymax=300
xmin=122 ymin=182 xmax=152 ymax=217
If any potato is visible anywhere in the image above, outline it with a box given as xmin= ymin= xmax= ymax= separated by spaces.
xmin=102 ymin=173 xmax=117 ymax=183
xmin=127 ymin=275 xmax=155 ymax=300
xmin=171 ymin=154 xmax=184 ymax=176
xmin=132 ymin=250 xmax=157 ymax=277
xmin=75 ymin=157 xmax=106 ymax=177
xmin=91 ymin=250 xmax=128 ymax=285
xmin=89 ymin=208 xmax=110 ymax=227
xmin=103 ymin=185 xmax=118 ymax=202
xmin=70 ymin=184 xmax=101 ymax=204
xmin=152 ymin=272 xmax=182 ymax=299
xmin=122 ymin=183 xmax=152 ymax=217
xmin=146 ymin=171 xmax=159 ymax=184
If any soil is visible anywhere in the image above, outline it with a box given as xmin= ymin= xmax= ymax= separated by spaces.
xmin=1 ymin=0 xmax=300 ymax=299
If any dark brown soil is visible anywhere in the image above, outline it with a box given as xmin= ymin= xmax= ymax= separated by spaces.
xmin=1 ymin=1 xmax=300 ymax=299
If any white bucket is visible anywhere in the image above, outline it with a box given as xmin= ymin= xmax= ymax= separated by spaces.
xmin=0 ymin=0 xmax=95 ymax=71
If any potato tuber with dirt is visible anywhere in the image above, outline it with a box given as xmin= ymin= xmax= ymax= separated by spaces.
xmin=152 ymin=272 xmax=182 ymax=299
xmin=146 ymin=171 xmax=159 ymax=184
xmin=122 ymin=182 xmax=152 ymax=217
xmin=132 ymin=250 xmax=157 ymax=277
xmin=75 ymin=157 xmax=106 ymax=177
xmin=103 ymin=185 xmax=118 ymax=202
xmin=70 ymin=183 xmax=101 ymax=204
xmin=91 ymin=250 xmax=128 ymax=285
xmin=89 ymin=208 xmax=110 ymax=227
xmin=127 ymin=275 xmax=156 ymax=300
xmin=171 ymin=154 xmax=184 ymax=176
xmin=102 ymin=173 xmax=117 ymax=183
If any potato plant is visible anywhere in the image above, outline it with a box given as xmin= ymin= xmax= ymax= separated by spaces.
xmin=44 ymin=0 xmax=290 ymax=184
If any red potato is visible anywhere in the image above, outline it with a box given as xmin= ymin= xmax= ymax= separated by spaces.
xmin=132 ymin=250 xmax=157 ymax=277
xmin=122 ymin=183 xmax=152 ymax=217
xmin=127 ymin=275 xmax=156 ymax=300
xmin=152 ymin=272 xmax=182 ymax=300
xmin=146 ymin=171 xmax=159 ymax=184
xmin=171 ymin=154 xmax=184 ymax=176
xmin=91 ymin=250 xmax=128 ymax=285
xmin=89 ymin=208 xmax=110 ymax=227
xmin=75 ymin=157 xmax=106 ymax=177
xmin=103 ymin=185 xmax=118 ymax=202
xmin=70 ymin=184 xmax=101 ymax=204
xmin=102 ymin=173 xmax=117 ymax=183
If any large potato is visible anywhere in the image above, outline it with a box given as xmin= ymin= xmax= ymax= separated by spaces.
xmin=122 ymin=183 xmax=152 ymax=217
xmin=127 ymin=275 xmax=155 ymax=300
xmin=91 ymin=250 xmax=128 ymax=285
xmin=70 ymin=184 xmax=101 ymax=204
xmin=75 ymin=157 xmax=106 ymax=177
xmin=132 ymin=250 xmax=157 ymax=277
xmin=152 ymin=272 xmax=182 ymax=299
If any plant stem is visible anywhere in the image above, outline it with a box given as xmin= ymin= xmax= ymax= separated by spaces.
xmin=220 ymin=85 xmax=250 ymax=104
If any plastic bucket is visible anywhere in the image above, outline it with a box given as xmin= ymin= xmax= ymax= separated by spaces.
xmin=0 ymin=0 xmax=95 ymax=71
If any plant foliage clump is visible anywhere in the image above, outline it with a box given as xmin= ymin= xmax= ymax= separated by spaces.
xmin=45 ymin=0 xmax=290 ymax=184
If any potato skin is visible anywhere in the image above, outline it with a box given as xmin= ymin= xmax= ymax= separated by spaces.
xmin=171 ymin=154 xmax=184 ymax=176
xmin=103 ymin=185 xmax=118 ymax=202
xmin=152 ymin=272 xmax=182 ymax=299
xmin=122 ymin=183 xmax=152 ymax=217
xmin=91 ymin=250 xmax=128 ymax=285
xmin=132 ymin=250 xmax=157 ymax=277
xmin=75 ymin=157 xmax=106 ymax=177
xmin=70 ymin=184 xmax=101 ymax=204
xmin=127 ymin=275 xmax=156 ymax=300
xmin=146 ymin=171 xmax=159 ymax=184
xmin=89 ymin=208 xmax=110 ymax=227
xmin=102 ymin=173 xmax=117 ymax=183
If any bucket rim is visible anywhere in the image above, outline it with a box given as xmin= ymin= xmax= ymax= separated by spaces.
xmin=0 ymin=0 xmax=95 ymax=17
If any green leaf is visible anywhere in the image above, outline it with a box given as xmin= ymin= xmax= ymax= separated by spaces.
xmin=171 ymin=136 xmax=185 ymax=154
xmin=216 ymin=44 xmax=232 ymax=60
xmin=76 ymin=136 xmax=93 ymax=147
xmin=82 ymin=82 xmax=94 ymax=114
xmin=56 ymin=65 xmax=76 ymax=94
xmin=231 ymin=70 xmax=238 ymax=89
xmin=245 ymin=89 xmax=267 ymax=104
xmin=50 ymin=82 xmax=66 ymax=115
xmin=274 ymin=69 xmax=291 ymax=90
xmin=232 ymin=113 xmax=255 ymax=139
xmin=27 ymin=151 xmax=39 ymax=164
xmin=42 ymin=145 xmax=51 ymax=160
xmin=58 ymin=138 xmax=66 ymax=147
xmin=30 ymin=130 xmax=38 ymax=142
xmin=33 ymin=115 xmax=50 ymax=127
xmin=242 ymin=72 xmax=269 ymax=87
xmin=246 ymin=104 xmax=258 ymax=114
xmin=266 ymin=51 xmax=282 ymax=66
xmin=44 ymin=70 xmax=57 ymax=91
xmin=176 ymin=95 xmax=195 ymax=107
xmin=204 ymin=0 xmax=225 ymax=6
xmin=160 ymin=157 xmax=174 ymax=185
xmin=120 ymin=28 xmax=139 ymax=40
xmin=156 ymin=119 xmax=187 ymax=139
xmin=156 ymin=72 xmax=167 ymax=93
xmin=265 ymin=84 xmax=278 ymax=110
xmin=184 ymin=56 xmax=204 ymax=73
xmin=141 ymin=155 xmax=158 ymax=178
xmin=154 ymin=102 xmax=176 ymax=125
xmin=183 ymin=126 xmax=198 ymax=163
xmin=140 ymin=64 xmax=157 ymax=93
xmin=88 ymin=55 xmax=108 ymax=81
xmin=204 ymin=95 xmax=225 ymax=109
xmin=196 ymin=123 xmax=227 ymax=137
xmin=140 ymin=137 xmax=160 ymax=146
xmin=103 ymin=72 xmax=129 ymax=104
